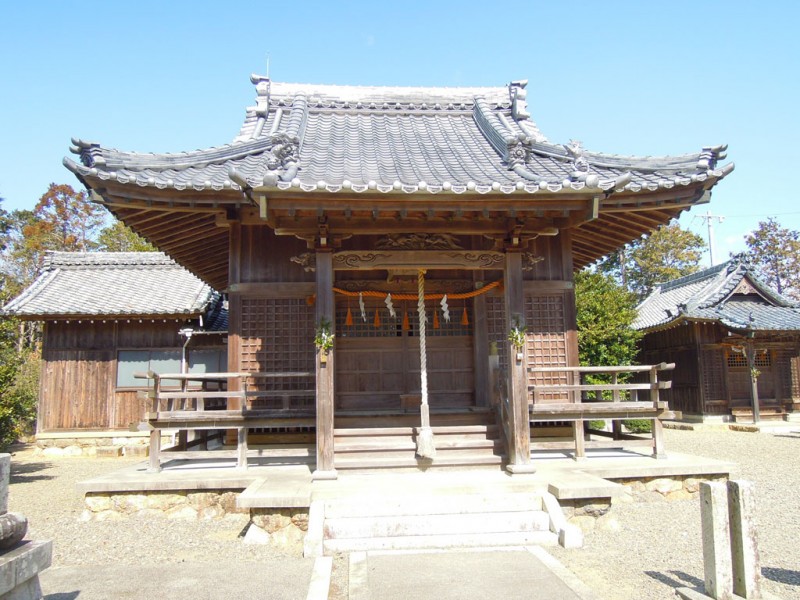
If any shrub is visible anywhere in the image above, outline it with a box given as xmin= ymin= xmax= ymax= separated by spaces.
xmin=623 ymin=418 xmax=652 ymax=434
xmin=0 ymin=348 xmax=40 ymax=451
xmin=587 ymin=420 xmax=606 ymax=431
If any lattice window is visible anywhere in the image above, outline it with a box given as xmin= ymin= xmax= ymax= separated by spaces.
xmin=486 ymin=295 xmax=508 ymax=372
xmin=702 ymin=349 xmax=727 ymax=404
xmin=726 ymin=350 xmax=772 ymax=368
xmin=525 ymin=294 xmax=570 ymax=402
xmin=240 ymin=298 xmax=315 ymax=394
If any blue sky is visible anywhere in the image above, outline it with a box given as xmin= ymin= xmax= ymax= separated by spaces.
xmin=1 ymin=0 xmax=798 ymax=263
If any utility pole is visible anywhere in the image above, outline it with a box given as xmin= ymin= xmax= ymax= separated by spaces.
xmin=698 ymin=211 xmax=725 ymax=266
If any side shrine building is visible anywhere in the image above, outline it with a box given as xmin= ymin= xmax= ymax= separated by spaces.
xmin=635 ymin=256 xmax=800 ymax=423
xmin=54 ymin=76 xmax=731 ymax=475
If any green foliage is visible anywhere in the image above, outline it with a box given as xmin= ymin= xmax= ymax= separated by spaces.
xmin=598 ymin=221 xmax=705 ymax=299
xmin=575 ymin=270 xmax=642 ymax=368
xmin=314 ymin=318 xmax=334 ymax=351
xmin=744 ymin=218 xmax=800 ymax=299
xmin=0 ymin=347 xmax=40 ymax=451
xmin=98 ymin=221 xmax=157 ymax=252
xmin=622 ymin=419 xmax=652 ymax=434
xmin=587 ymin=420 xmax=606 ymax=431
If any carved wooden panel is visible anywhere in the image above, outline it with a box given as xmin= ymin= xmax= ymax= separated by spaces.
xmin=332 ymin=250 xmax=505 ymax=270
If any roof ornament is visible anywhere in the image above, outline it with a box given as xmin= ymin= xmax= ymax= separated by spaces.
xmin=262 ymin=133 xmax=300 ymax=186
xmin=509 ymin=80 xmax=530 ymax=121
xmin=506 ymin=137 xmax=532 ymax=169
xmin=250 ymin=73 xmax=271 ymax=117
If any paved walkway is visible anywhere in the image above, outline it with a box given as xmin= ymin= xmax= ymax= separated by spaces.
xmin=348 ymin=547 xmax=598 ymax=600
xmin=39 ymin=548 xmax=596 ymax=600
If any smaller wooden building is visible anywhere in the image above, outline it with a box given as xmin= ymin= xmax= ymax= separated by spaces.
xmin=1 ymin=251 xmax=227 ymax=434
xmin=635 ymin=256 xmax=800 ymax=422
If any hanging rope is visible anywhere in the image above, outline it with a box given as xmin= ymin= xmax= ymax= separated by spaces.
xmin=416 ymin=269 xmax=436 ymax=459
xmin=332 ymin=279 xmax=501 ymax=301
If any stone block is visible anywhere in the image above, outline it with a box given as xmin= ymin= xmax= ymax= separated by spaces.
xmin=252 ymin=511 xmax=293 ymax=533
xmin=684 ymin=478 xmax=702 ymax=494
xmin=94 ymin=510 xmax=123 ymax=521
xmin=198 ymin=505 xmax=226 ymax=520
xmin=728 ymin=480 xmax=762 ymax=599
xmin=166 ymin=505 xmax=198 ymax=520
xmin=269 ymin=523 xmax=304 ymax=549
xmin=243 ymin=524 xmax=271 ymax=545
xmin=291 ymin=513 xmax=309 ymax=532
xmin=95 ymin=446 xmax=122 ymax=458
xmin=0 ymin=540 xmax=52 ymax=597
xmin=146 ymin=493 xmax=187 ymax=511
xmin=0 ymin=513 xmax=27 ymax=550
xmin=123 ymin=445 xmax=149 ymax=457
xmin=666 ymin=489 xmax=694 ymax=502
xmin=84 ymin=495 xmax=112 ymax=513
xmin=63 ymin=446 xmax=83 ymax=457
xmin=700 ymin=481 xmax=733 ymax=600
xmin=187 ymin=492 xmax=220 ymax=510
xmin=219 ymin=492 xmax=247 ymax=514
xmin=41 ymin=448 xmax=64 ymax=458
xmin=558 ymin=524 xmax=583 ymax=549
xmin=112 ymin=494 xmax=148 ymax=514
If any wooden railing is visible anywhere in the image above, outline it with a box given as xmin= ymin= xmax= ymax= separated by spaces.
xmin=527 ymin=363 xmax=676 ymax=460
xmin=135 ymin=370 xmax=315 ymax=472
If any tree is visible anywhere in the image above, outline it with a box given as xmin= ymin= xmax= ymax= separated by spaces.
xmin=98 ymin=220 xmax=157 ymax=252
xmin=744 ymin=218 xmax=800 ymax=299
xmin=598 ymin=221 xmax=705 ymax=299
xmin=575 ymin=270 xmax=642 ymax=368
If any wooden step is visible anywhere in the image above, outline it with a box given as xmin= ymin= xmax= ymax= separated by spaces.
xmin=334 ymin=453 xmax=504 ymax=471
xmin=335 ymin=438 xmax=501 ymax=453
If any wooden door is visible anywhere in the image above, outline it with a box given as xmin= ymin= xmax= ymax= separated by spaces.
xmin=335 ymin=297 xmax=474 ymax=410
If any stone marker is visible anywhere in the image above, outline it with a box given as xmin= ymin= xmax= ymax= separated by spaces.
xmin=728 ymin=480 xmax=762 ymax=599
xmin=0 ymin=452 xmax=52 ymax=600
xmin=700 ymin=481 xmax=733 ymax=600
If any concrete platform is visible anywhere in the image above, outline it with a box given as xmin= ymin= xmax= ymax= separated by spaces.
xmin=77 ymin=445 xmax=735 ymax=507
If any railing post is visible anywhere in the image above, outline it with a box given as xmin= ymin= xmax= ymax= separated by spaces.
xmin=147 ymin=372 xmax=161 ymax=473
xmin=651 ymin=365 xmax=666 ymax=458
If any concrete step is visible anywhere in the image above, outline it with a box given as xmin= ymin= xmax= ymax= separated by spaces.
xmin=334 ymin=453 xmax=504 ymax=470
xmin=323 ymin=493 xmax=544 ymax=519
xmin=322 ymin=530 xmax=558 ymax=554
xmin=325 ymin=510 xmax=550 ymax=539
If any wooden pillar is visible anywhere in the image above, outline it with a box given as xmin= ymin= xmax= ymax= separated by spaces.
xmin=504 ymin=250 xmax=534 ymax=473
xmin=473 ymin=275 xmax=490 ymax=407
xmin=314 ymin=249 xmax=337 ymax=480
xmin=745 ymin=339 xmax=761 ymax=424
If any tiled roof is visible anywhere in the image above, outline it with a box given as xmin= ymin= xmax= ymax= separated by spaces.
xmin=2 ymin=252 xmax=218 ymax=319
xmin=64 ymin=78 xmax=732 ymax=197
xmin=634 ymin=256 xmax=800 ymax=332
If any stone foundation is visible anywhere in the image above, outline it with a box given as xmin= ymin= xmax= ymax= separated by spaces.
xmin=82 ymin=490 xmax=249 ymax=521
xmin=35 ymin=432 xmax=163 ymax=458
xmin=563 ymin=474 xmax=730 ymax=533
xmin=244 ymin=509 xmax=309 ymax=550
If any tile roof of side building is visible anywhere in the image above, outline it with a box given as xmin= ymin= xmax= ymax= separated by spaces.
xmin=63 ymin=77 xmax=733 ymax=197
xmin=634 ymin=256 xmax=800 ymax=333
xmin=1 ymin=252 xmax=218 ymax=319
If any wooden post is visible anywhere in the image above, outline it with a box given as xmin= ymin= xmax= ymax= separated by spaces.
xmin=237 ymin=426 xmax=248 ymax=470
xmin=147 ymin=428 xmax=161 ymax=473
xmin=650 ymin=365 xmax=666 ymax=459
xmin=572 ymin=420 xmax=585 ymax=460
xmin=314 ymin=249 xmax=337 ymax=480
xmin=700 ymin=482 xmax=734 ymax=600
xmin=504 ymin=250 xmax=533 ymax=473
xmin=473 ymin=282 xmax=490 ymax=407
xmin=745 ymin=340 xmax=761 ymax=424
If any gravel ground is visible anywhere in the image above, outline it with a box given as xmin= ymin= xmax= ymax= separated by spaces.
xmin=6 ymin=427 xmax=800 ymax=599
xmin=550 ymin=427 xmax=800 ymax=600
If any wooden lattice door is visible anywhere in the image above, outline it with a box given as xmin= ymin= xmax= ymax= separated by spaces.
xmin=334 ymin=296 xmax=474 ymax=410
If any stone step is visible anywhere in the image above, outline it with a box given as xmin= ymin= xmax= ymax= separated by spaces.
xmin=322 ymin=530 xmax=558 ymax=554
xmin=323 ymin=493 xmax=544 ymax=518
xmin=324 ymin=510 xmax=550 ymax=539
